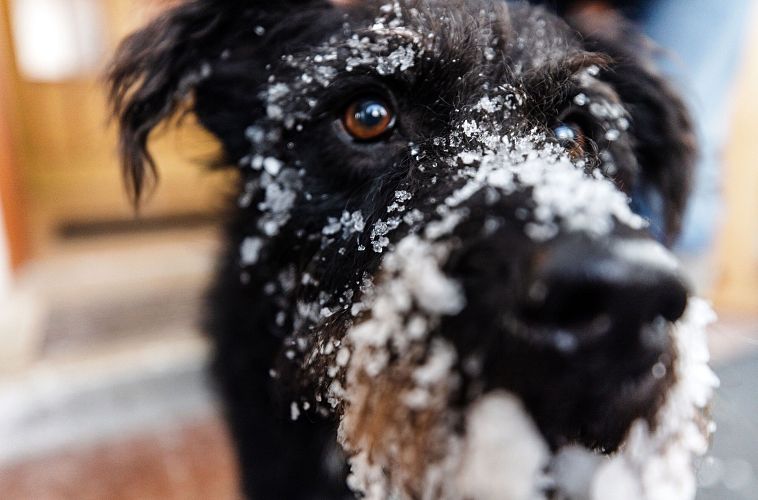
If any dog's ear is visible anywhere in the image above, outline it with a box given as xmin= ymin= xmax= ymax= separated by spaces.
xmin=108 ymin=0 xmax=330 ymax=203
xmin=566 ymin=8 xmax=696 ymax=243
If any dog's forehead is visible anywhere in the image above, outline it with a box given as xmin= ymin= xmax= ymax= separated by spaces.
xmin=262 ymin=0 xmax=599 ymax=123
xmin=282 ymin=0 xmax=583 ymax=81
xmin=388 ymin=1 xmax=578 ymax=62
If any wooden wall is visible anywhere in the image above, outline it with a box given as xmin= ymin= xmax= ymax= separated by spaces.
xmin=0 ymin=0 xmax=230 ymax=257
xmin=713 ymin=5 xmax=758 ymax=313
xmin=0 ymin=0 xmax=27 ymax=270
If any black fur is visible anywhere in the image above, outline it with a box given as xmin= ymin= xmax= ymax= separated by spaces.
xmin=109 ymin=1 xmax=695 ymax=498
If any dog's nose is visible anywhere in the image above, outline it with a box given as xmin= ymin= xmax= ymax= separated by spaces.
xmin=521 ymin=235 xmax=689 ymax=343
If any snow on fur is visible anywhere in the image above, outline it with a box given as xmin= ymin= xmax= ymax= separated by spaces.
xmin=340 ymin=231 xmax=718 ymax=499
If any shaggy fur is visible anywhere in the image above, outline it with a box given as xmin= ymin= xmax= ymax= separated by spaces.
xmin=109 ymin=1 xmax=696 ymax=498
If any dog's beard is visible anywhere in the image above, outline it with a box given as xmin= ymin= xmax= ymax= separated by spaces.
xmin=478 ymin=298 xmax=717 ymax=500
xmin=546 ymin=297 xmax=717 ymax=500
xmin=336 ymin=232 xmax=717 ymax=500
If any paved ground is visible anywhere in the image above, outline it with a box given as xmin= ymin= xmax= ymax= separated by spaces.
xmin=0 ymin=417 xmax=239 ymax=500
xmin=0 ymin=229 xmax=755 ymax=499
xmin=697 ymin=352 xmax=758 ymax=500
xmin=0 ymin=328 xmax=754 ymax=500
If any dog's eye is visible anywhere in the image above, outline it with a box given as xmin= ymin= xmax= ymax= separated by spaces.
xmin=552 ymin=121 xmax=587 ymax=159
xmin=342 ymin=97 xmax=396 ymax=141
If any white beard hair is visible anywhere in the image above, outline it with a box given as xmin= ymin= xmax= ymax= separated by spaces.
xmin=336 ymin=234 xmax=718 ymax=500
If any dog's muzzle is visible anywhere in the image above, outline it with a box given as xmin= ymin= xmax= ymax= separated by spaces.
xmin=519 ymin=234 xmax=689 ymax=353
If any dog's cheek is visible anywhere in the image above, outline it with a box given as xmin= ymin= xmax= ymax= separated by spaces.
xmin=339 ymin=356 xmax=456 ymax=497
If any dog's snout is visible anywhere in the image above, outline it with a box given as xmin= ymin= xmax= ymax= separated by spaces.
xmin=521 ymin=235 xmax=689 ymax=341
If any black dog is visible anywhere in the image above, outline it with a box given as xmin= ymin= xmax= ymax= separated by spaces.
xmin=109 ymin=0 xmax=695 ymax=498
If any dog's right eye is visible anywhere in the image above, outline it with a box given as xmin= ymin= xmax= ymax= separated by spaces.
xmin=342 ymin=97 xmax=396 ymax=141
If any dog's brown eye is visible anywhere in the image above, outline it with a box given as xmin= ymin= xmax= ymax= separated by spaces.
xmin=553 ymin=122 xmax=587 ymax=159
xmin=343 ymin=97 xmax=395 ymax=141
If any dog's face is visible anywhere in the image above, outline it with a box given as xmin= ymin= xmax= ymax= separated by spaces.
xmin=111 ymin=0 xmax=695 ymax=464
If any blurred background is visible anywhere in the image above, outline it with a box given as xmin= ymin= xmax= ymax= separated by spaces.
xmin=0 ymin=0 xmax=756 ymax=499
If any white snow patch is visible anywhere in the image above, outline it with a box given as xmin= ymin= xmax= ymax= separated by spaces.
xmin=376 ymin=45 xmax=416 ymax=75
xmin=262 ymin=157 xmax=282 ymax=176
xmin=240 ymin=237 xmax=264 ymax=266
xmin=256 ymin=170 xmax=300 ymax=237
xmin=611 ymin=239 xmax=681 ymax=274
xmin=412 ymin=338 xmax=457 ymax=387
xmin=475 ymin=96 xmax=502 ymax=114
xmin=446 ymin=135 xmax=646 ymax=240
xmin=457 ymin=392 xmax=549 ymax=500
xmin=290 ymin=402 xmax=300 ymax=421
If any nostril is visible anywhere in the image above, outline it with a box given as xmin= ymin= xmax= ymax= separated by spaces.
xmin=521 ymin=236 xmax=690 ymax=342
xmin=654 ymin=275 xmax=689 ymax=322
xmin=523 ymin=278 xmax=614 ymax=328
xmin=610 ymin=238 xmax=690 ymax=323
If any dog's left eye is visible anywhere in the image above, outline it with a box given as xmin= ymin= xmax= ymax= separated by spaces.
xmin=552 ymin=121 xmax=588 ymax=159
xmin=342 ymin=97 xmax=396 ymax=141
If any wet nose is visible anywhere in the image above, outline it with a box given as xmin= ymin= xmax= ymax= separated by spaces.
xmin=521 ymin=235 xmax=690 ymax=340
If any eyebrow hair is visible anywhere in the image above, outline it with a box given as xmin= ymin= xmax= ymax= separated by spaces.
xmin=518 ymin=51 xmax=610 ymax=100
xmin=500 ymin=51 xmax=611 ymax=127
xmin=523 ymin=51 xmax=612 ymax=88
